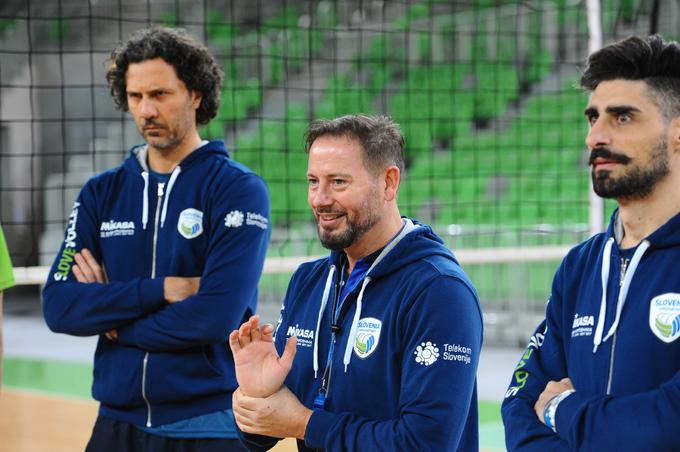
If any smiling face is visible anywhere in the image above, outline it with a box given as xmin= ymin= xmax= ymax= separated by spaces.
xmin=307 ymin=134 xmax=384 ymax=252
xmin=125 ymin=58 xmax=202 ymax=154
xmin=585 ymin=79 xmax=671 ymax=200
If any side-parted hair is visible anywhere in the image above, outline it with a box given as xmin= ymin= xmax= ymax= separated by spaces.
xmin=106 ymin=26 xmax=224 ymax=125
xmin=580 ymin=34 xmax=680 ymax=120
xmin=305 ymin=114 xmax=405 ymax=175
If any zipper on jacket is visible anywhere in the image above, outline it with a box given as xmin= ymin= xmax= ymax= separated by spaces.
xmin=142 ymin=181 xmax=165 ymax=427
xmin=606 ymin=256 xmax=629 ymax=395
xmin=142 ymin=352 xmax=152 ymax=426
xmin=316 ymin=275 xmax=346 ymax=409
xmin=151 ymin=182 xmax=165 ymax=279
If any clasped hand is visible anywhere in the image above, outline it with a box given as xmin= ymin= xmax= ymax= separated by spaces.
xmin=229 ymin=315 xmax=311 ymax=440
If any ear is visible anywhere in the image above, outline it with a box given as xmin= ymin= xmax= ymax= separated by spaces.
xmin=383 ymin=166 xmax=400 ymax=202
xmin=191 ymin=90 xmax=202 ymax=110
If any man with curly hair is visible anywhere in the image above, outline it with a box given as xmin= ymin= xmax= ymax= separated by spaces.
xmin=43 ymin=26 xmax=269 ymax=451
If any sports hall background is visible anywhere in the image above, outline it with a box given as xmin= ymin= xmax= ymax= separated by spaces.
xmin=0 ymin=1 xmax=675 ymax=450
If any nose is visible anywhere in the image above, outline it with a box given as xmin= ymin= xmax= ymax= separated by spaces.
xmin=585 ymin=119 xmax=612 ymax=150
xmin=309 ymin=182 xmax=332 ymax=209
xmin=139 ymin=98 xmax=158 ymax=119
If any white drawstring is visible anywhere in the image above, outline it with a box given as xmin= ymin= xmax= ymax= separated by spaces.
xmin=141 ymin=171 xmax=149 ymax=230
xmin=593 ymin=238 xmax=650 ymax=353
xmin=593 ymin=238 xmax=614 ymax=353
xmin=600 ymin=240 xmax=650 ymax=345
xmin=313 ymin=265 xmax=336 ymax=378
xmin=343 ymin=277 xmax=370 ymax=372
xmin=160 ymin=166 xmax=181 ymax=227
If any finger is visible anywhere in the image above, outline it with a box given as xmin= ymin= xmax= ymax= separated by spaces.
xmin=228 ymin=330 xmax=241 ymax=353
xmin=261 ymin=323 xmax=275 ymax=342
xmin=81 ymin=249 xmax=105 ymax=283
xmin=72 ymin=265 xmax=87 ymax=283
xmin=105 ymin=330 xmax=118 ymax=341
xmin=238 ymin=320 xmax=253 ymax=346
xmin=280 ymin=336 xmax=298 ymax=375
xmin=74 ymin=253 xmax=96 ymax=282
xmin=236 ymin=392 xmax=266 ymax=411
xmin=250 ymin=315 xmax=261 ymax=342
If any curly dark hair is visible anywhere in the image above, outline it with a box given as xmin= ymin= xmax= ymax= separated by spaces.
xmin=106 ymin=26 xmax=223 ymax=125
xmin=580 ymin=34 xmax=680 ymax=120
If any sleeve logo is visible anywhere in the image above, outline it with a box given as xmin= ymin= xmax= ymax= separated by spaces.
xmin=224 ymin=210 xmax=244 ymax=228
xmin=649 ymin=293 xmax=680 ymax=343
xmin=177 ymin=208 xmax=204 ymax=239
xmin=414 ymin=341 xmax=439 ymax=366
xmin=53 ymin=201 xmax=80 ymax=281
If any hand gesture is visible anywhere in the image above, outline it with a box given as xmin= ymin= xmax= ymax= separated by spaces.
xmin=229 ymin=315 xmax=297 ymax=398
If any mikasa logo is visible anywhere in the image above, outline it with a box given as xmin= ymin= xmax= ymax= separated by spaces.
xmin=100 ymin=220 xmax=134 ymax=238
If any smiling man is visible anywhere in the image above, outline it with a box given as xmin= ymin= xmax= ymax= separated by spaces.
xmin=42 ymin=27 xmax=269 ymax=451
xmin=502 ymin=35 xmax=680 ymax=451
xmin=228 ymin=114 xmax=483 ymax=451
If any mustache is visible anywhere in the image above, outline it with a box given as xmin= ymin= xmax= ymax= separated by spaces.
xmin=314 ymin=208 xmax=346 ymax=215
xmin=588 ymin=148 xmax=631 ymax=166
xmin=142 ymin=119 xmax=165 ymax=130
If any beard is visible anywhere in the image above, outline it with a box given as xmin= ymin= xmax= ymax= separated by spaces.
xmin=140 ymin=119 xmax=183 ymax=152
xmin=315 ymin=198 xmax=382 ymax=251
xmin=590 ymin=138 xmax=669 ymax=200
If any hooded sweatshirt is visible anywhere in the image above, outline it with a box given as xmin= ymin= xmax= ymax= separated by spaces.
xmin=502 ymin=209 xmax=680 ymax=451
xmin=240 ymin=218 xmax=483 ymax=451
xmin=43 ymin=140 xmax=270 ymax=427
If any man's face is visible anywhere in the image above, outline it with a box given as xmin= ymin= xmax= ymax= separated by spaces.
xmin=125 ymin=58 xmax=201 ymax=153
xmin=585 ymin=79 xmax=670 ymax=200
xmin=307 ymin=135 xmax=383 ymax=251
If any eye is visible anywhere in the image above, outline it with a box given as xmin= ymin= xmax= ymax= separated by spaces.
xmin=616 ymin=113 xmax=632 ymax=124
xmin=332 ymin=178 xmax=347 ymax=187
xmin=586 ymin=114 xmax=597 ymax=126
xmin=307 ymin=178 xmax=318 ymax=187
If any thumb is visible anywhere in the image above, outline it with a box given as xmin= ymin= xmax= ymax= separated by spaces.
xmin=280 ymin=336 xmax=297 ymax=374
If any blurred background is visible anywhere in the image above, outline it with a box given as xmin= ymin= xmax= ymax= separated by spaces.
xmin=0 ymin=0 xmax=676 ymax=450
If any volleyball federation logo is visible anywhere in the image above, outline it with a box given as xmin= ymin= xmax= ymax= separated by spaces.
xmin=353 ymin=317 xmax=382 ymax=359
xmin=177 ymin=208 xmax=204 ymax=239
xmin=414 ymin=341 xmax=440 ymax=366
xmin=649 ymin=293 xmax=680 ymax=343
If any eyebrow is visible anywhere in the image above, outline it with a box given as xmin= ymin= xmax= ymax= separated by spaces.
xmin=306 ymin=172 xmax=353 ymax=179
xmin=584 ymin=105 xmax=642 ymax=116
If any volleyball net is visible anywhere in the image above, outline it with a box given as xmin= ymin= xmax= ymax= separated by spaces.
xmin=1 ymin=0 xmax=671 ymax=342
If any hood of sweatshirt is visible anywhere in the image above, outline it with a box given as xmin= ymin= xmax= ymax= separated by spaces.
xmin=121 ymin=140 xmax=229 ymax=230
xmin=311 ymin=217 xmax=466 ymax=374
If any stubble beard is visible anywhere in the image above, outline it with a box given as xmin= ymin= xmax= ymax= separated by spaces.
xmin=316 ymin=197 xmax=382 ymax=251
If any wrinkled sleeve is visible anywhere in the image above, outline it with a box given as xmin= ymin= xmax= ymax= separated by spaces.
xmin=43 ymin=180 xmax=166 ymax=337
xmin=501 ymin=260 xmax=570 ymax=451
xmin=116 ymin=173 xmax=270 ymax=351
xmin=553 ymin=369 xmax=680 ymax=450
xmin=304 ymin=275 xmax=483 ymax=451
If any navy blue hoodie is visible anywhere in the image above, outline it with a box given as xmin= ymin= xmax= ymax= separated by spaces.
xmin=502 ymin=209 xmax=680 ymax=451
xmin=241 ymin=218 xmax=483 ymax=451
xmin=43 ymin=140 xmax=270 ymax=427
